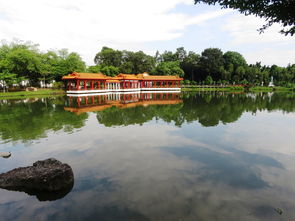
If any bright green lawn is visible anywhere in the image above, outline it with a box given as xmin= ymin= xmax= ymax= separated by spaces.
xmin=0 ymin=89 xmax=65 ymax=99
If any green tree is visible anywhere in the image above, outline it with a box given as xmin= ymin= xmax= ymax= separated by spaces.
xmin=0 ymin=43 xmax=42 ymax=85
xmin=160 ymin=51 xmax=177 ymax=62
xmin=199 ymin=48 xmax=224 ymax=81
xmin=100 ymin=66 xmax=120 ymax=77
xmin=234 ymin=66 xmax=246 ymax=83
xmin=87 ymin=65 xmax=101 ymax=73
xmin=194 ymin=0 xmax=295 ymax=35
xmin=151 ymin=61 xmax=184 ymax=77
xmin=120 ymin=51 xmax=155 ymax=74
xmin=223 ymin=51 xmax=247 ymax=69
xmin=205 ymin=75 xmax=214 ymax=85
xmin=0 ymin=72 xmax=17 ymax=91
xmin=54 ymin=49 xmax=86 ymax=80
xmin=94 ymin=47 xmax=123 ymax=67
xmin=181 ymin=51 xmax=200 ymax=81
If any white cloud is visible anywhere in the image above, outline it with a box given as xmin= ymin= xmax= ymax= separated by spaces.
xmin=244 ymin=48 xmax=295 ymax=67
xmin=0 ymin=0 xmax=228 ymax=65
xmin=223 ymin=14 xmax=294 ymax=45
xmin=223 ymin=13 xmax=295 ymax=66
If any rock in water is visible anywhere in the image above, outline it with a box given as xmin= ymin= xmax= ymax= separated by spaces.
xmin=0 ymin=158 xmax=74 ymax=201
xmin=0 ymin=152 xmax=11 ymax=158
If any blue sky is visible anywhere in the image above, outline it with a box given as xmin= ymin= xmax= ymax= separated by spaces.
xmin=0 ymin=0 xmax=294 ymax=66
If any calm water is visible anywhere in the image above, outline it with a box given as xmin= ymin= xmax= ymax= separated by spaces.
xmin=0 ymin=92 xmax=295 ymax=221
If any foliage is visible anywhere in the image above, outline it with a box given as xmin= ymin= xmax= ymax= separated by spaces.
xmin=151 ymin=61 xmax=184 ymax=77
xmin=199 ymin=48 xmax=224 ymax=80
xmin=0 ymin=40 xmax=295 ymax=89
xmin=100 ymin=65 xmax=120 ymax=77
xmin=87 ymin=65 xmax=101 ymax=73
xmin=205 ymin=75 xmax=214 ymax=85
xmin=52 ymin=82 xmax=64 ymax=89
xmin=0 ymin=97 xmax=88 ymax=142
xmin=223 ymin=51 xmax=247 ymax=69
xmin=94 ymin=47 xmax=123 ymax=67
xmin=194 ymin=0 xmax=295 ymax=36
xmin=0 ymin=72 xmax=18 ymax=87
xmin=0 ymin=40 xmax=86 ymax=87
xmin=95 ymin=92 xmax=295 ymax=128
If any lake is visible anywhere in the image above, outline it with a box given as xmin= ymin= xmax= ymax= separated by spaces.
xmin=0 ymin=91 xmax=295 ymax=221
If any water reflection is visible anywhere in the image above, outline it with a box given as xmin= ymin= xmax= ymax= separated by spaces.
xmin=3 ymin=180 xmax=74 ymax=202
xmin=0 ymin=97 xmax=88 ymax=143
xmin=0 ymin=92 xmax=295 ymax=220
xmin=1 ymin=92 xmax=295 ymax=143
xmin=64 ymin=92 xmax=182 ymax=114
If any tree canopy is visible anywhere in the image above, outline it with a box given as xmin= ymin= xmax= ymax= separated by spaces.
xmin=0 ymin=40 xmax=295 ymax=89
xmin=0 ymin=40 xmax=85 ymax=87
xmin=194 ymin=0 xmax=295 ymax=36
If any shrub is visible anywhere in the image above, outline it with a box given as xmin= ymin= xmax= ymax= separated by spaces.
xmin=184 ymin=80 xmax=191 ymax=85
xmin=191 ymin=80 xmax=197 ymax=85
xmin=53 ymin=82 xmax=64 ymax=89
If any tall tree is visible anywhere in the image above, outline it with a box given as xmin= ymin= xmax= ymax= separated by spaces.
xmin=181 ymin=51 xmax=200 ymax=81
xmin=151 ymin=61 xmax=184 ymax=77
xmin=120 ymin=51 xmax=155 ymax=74
xmin=54 ymin=49 xmax=86 ymax=80
xmin=223 ymin=51 xmax=247 ymax=69
xmin=199 ymin=48 xmax=224 ymax=80
xmin=94 ymin=47 xmax=123 ymax=67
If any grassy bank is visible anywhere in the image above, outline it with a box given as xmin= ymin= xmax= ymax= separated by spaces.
xmin=182 ymin=86 xmax=244 ymax=92
xmin=182 ymin=86 xmax=293 ymax=92
xmin=249 ymin=86 xmax=293 ymax=92
xmin=0 ymin=89 xmax=65 ymax=99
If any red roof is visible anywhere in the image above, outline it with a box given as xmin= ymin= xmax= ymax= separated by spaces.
xmin=62 ymin=72 xmax=183 ymax=81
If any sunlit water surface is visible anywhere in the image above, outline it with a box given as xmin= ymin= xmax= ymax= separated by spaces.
xmin=0 ymin=92 xmax=295 ymax=221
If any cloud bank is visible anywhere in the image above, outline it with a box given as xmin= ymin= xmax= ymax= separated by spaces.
xmin=0 ymin=0 xmax=228 ymax=65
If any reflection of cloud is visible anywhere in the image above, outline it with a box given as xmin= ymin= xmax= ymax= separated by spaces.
xmin=223 ymin=111 xmax=295 ymax=156
xmin=166 ymin=146 xmax=271 ymax=189
xmin=2 ymin=104 xmax=295 ymax=220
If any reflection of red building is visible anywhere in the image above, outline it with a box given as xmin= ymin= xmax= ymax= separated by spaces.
xmin=62 ymin=72 xmax=183 ymax=94
xmin=64 ymin=92 xmax=182 ymax=115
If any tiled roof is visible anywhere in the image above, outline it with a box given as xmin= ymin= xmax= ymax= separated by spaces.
xmin=62 ymin=72 xmax=183 ymax=81
xmin=62 ymin=72 xmax=109 ymax=80
xmin=116 ymin=74 xmax=140 ymax=80
xmin=137 ymin=73 xmax=183 ymax=80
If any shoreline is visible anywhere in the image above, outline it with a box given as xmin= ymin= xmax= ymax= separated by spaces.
xmin=181 ymin=86 xmax=293 ymax=92
xmin=0 ymin=86 xmax=294 ymax=100
xmin=0 ymin=89 xmax=66 ymax=99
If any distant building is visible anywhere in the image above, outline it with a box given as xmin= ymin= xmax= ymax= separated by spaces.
xmin=62 ymin=72 xmax=183 ymax=94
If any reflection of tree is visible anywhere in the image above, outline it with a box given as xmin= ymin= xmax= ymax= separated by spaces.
xmin=0 ymin=97 xmax=88 ymax=142
xmin=96 ymin=92 xmax=295 ymax=127
xmin=96 ymin=103 xmax=184 ymax=127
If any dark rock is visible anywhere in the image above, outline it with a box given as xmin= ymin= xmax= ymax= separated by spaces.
xmin=0 ymin=152 xmax=11 ymax=159
xmin=274 ymin=208 xmax=283 ymax=215
xmin=0 ymin=158 xmax=74 ymax=201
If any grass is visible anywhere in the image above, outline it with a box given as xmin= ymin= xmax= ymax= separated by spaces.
xmin=182 ymin=86 xmax=244 ymax=92
xmin=249 ymin=86 xmax=293 ymax=92
xmin=182 ymin=86 xmax=294 ymax=92
xmin=0 ymin=89 xmax=65 ymax=99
